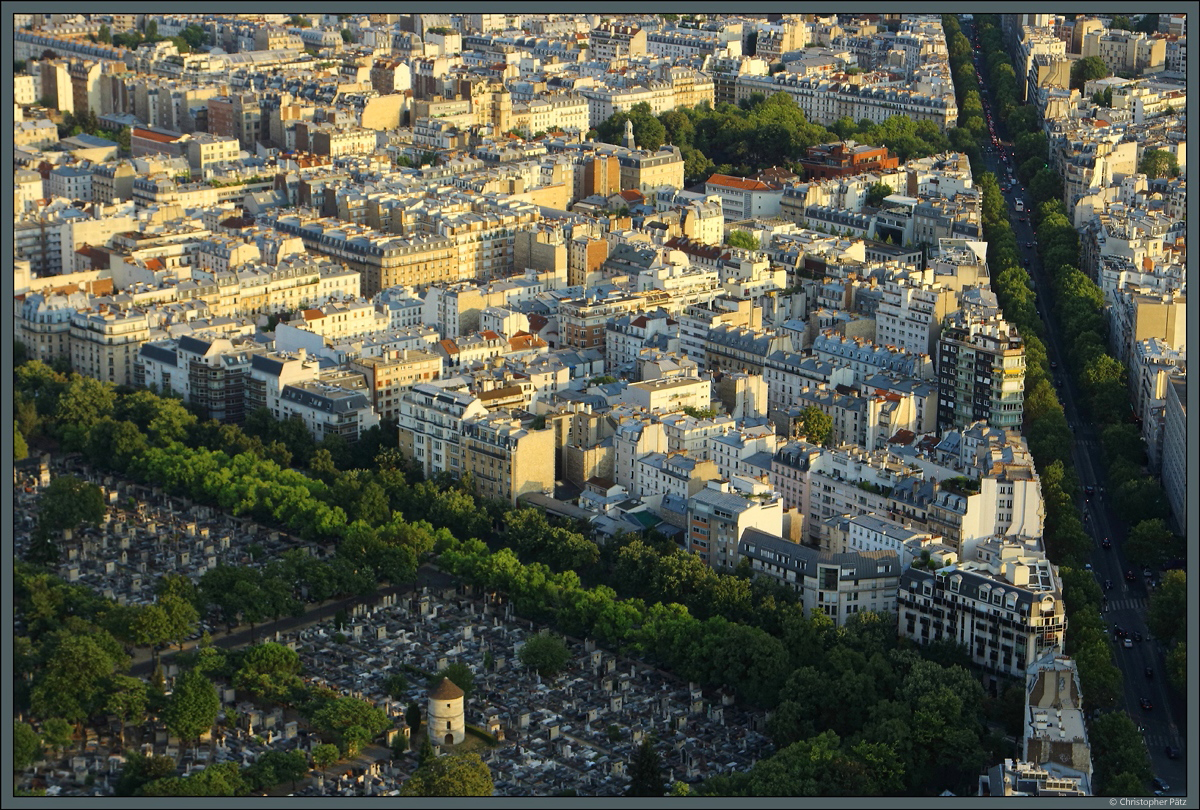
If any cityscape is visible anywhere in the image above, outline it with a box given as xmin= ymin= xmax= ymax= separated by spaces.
xmin=9 ymin=9 xmax=1190 ymax=800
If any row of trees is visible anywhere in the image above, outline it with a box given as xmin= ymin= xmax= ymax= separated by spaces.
xmin=963 ymin=15 xmax=1159 ymax=796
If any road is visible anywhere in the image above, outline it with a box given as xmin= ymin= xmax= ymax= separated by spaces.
xmin=966 ymin=22 xmax=1186 ymax=794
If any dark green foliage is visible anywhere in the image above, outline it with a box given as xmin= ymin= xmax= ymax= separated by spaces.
xmin=724 ymin=229 xmax=758 ymax=249
xmin=401 ymin=752 xmax=494 ymax=796
xmin=517 ymin=630 xmax=571 ymax=677
xmin=626 ymin=735 xmax=666 ymax=796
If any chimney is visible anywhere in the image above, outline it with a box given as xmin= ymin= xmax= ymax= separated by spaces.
xmin=297 ymin=348 xmax=307 ymax=362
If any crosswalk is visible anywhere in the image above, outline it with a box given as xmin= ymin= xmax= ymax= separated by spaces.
xmin=1103 ymin=597 xmax=1148 ymax=612
xmin=1143 ymin=732 xmax=1181 ymax=749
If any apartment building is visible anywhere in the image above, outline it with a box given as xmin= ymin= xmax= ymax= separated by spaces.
xmin=68 ymin=305 xmax=151 ymax=386
xmin=735 ymin=71 xmax=958 ymax=131
xmin=397 ymin=383 xmax=489 ymax=480
xmin=278 ymin=380 xmax=380 ymax=444
xmin=136 ymin=335 xmax=260 ymax=424
xmin=704 ymin=174 xmax=783 ymax=222
xmin=799 ymin=140 xmax=900 ymax=181
xmin=897 ymin=539 xmax=1066 ymax=678
xmin=686 ymin=481 xmax=783 ymax=569
xmin=1161 ymin=376 xmax=1186 ymax=534
xmin=588 ymin=23 xmax=647 ymax=62
xmin=17 ymin=290 xmax=91 ymax=365
xmin=1082 ymin=28 xmax=1166 ymax=76
xmin=875 ymin=280 xmax=958 ymax=357
xmin=936 ymin=311 xmax=1026 ymax=432
xmin=347 ymin=349 xmax=442 ymax=422
xmin=739 ymin=529 xmax=901 ymax=626
xmin=458 ymin=412 xmax=556 ymax=506
xmin=618 ymin=377 xmax=710 ymax=415
xmin=704 ymin=324 xmax=792 ymax=375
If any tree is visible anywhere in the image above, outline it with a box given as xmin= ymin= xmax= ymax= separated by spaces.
xmin=1137 ymin=149 xmax=1178 ymax=179
xmin=13 ymin=721 xmax=42 ymax=772
xmin=401 ymin=752 xmax=494 ymax=797
xmin=98 ymin=24 xmax=112 ymax=44
xmin=384 ymin=673 xmax=409 ymax=699
xmin=1147 ymin=570 xmax=1185 ymax=647
xmin=794 ymin=405 xmax=834 ymax=446
xmin=865 ymin=182 xmax=895 ymax=208
xmin=1124 ymin=519 xmax=1173 ymax=570
xmin=115 ymin=753 xmax=177 ymax=796
xmin=1070 ymin=56 xmax=1109 ymax=90
xmin=36 ymin=474 xmax=106 ymax=535
xmin=433 ymin=662 xmax=475 ymax=700
xmin=105 ymin=675 xmax=149 ymax=746
xmin=15 ymin=421 xmax=29 ymax=460
xmin=41 ymin=718 xmax=73 ymax=759
xmin=246 ymin=749 xmax=308 ymax=792
xmin=235 ymin=642 xmax=303 ymax=703
xmin=312 ymin=742 xmax=340 ymax=775
xmin=406 ymin=702 xmax=422 ymax=740
xmin=627 ymin=735 xmax=666 ymax=796
xmin=163 ymin=669 xmax=220 ymax=748
xmin=725 ymin=230 xmax=758 ymax=250
xmin=341 ymin=29 xmax=353 ymax=44
xmin=517 ymin=630 xmax=572 ymax=677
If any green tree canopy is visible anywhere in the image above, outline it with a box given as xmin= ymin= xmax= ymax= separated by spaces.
xmin=1137 ymin=148 xmax=1179 ymax=179
xmin=725 ymin=230 xmax=759 ymax=250
xmin=1070 ymin=56 xmax=1109 ymax=90
xmin=517 ymin=630 xmax=572 ymax=677
xmin=865 ymin=182 xmax=895 ymax=208
xmin=401 ymin=752 xmax=494 ymax=797
xmin=627 ymin=735 xmax=666 ymax=796
xmin=163 ymin=668 xmax=220 ymax=746
xmin=13 ymin=721 xmax=42 ymax=772
xmin=37 ymin=474 xmax=106 ymax=535
xmin=794 ymin=405 xmax=834 ymax=446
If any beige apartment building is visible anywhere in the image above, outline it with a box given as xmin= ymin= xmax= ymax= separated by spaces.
xmin=461 ymin=411 xmax=556 ymax=505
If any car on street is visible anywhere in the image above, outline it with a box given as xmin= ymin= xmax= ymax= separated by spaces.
xmin=1164 ymin=747 xmax=1178 ymax=759
xmin=1124 ymin=638 xmax=1134 ymax=649
xmin=1050 ymin=360 xmax=1058 ymax=369
xmin=1101 ymin=538 xmax=1111 ymax=549
xmin=1145 ymin=666 xmax=1154 ymax=678
xmin=1125 ymin=569 xmax=1137 ymax=582
xmin=1025 ymin=241 xmax=1033 ymax=247
xmin=1133 ymin=631 xmax=1142 ymax=642
xmin=1153 ymin=778 xmax=1168 ymax=791
xmin=1143 ymin=567 xmax=1153 ymax=578
xmin=1139 ymin=697 xmax=1152 ymax=710
xmin=1104 ymin=579 xmax=1112 ymax=590
xmin=1085 ymin=485 xmax=1095 ymax=497
xmin=1084 ymin=562 xmax=1092 ymax=571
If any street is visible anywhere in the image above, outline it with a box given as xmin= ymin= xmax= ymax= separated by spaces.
xmin=981 ymin=122 xmax=1186 ymax=794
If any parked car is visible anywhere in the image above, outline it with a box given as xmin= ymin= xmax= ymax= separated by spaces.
xmin=1152 ymin=777 xmax=1169 ymax=791
xmin=1133 ymin=631 xmax=1142 ymax=642
xmin=1164 ymin=747 xmax=1179 ymax=760
xmin=1140 ymin=697 xmax=1152 ymax=710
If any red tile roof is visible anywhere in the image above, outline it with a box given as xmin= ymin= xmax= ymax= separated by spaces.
xmin=706 ymin=173 xmax=773 ymax=192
